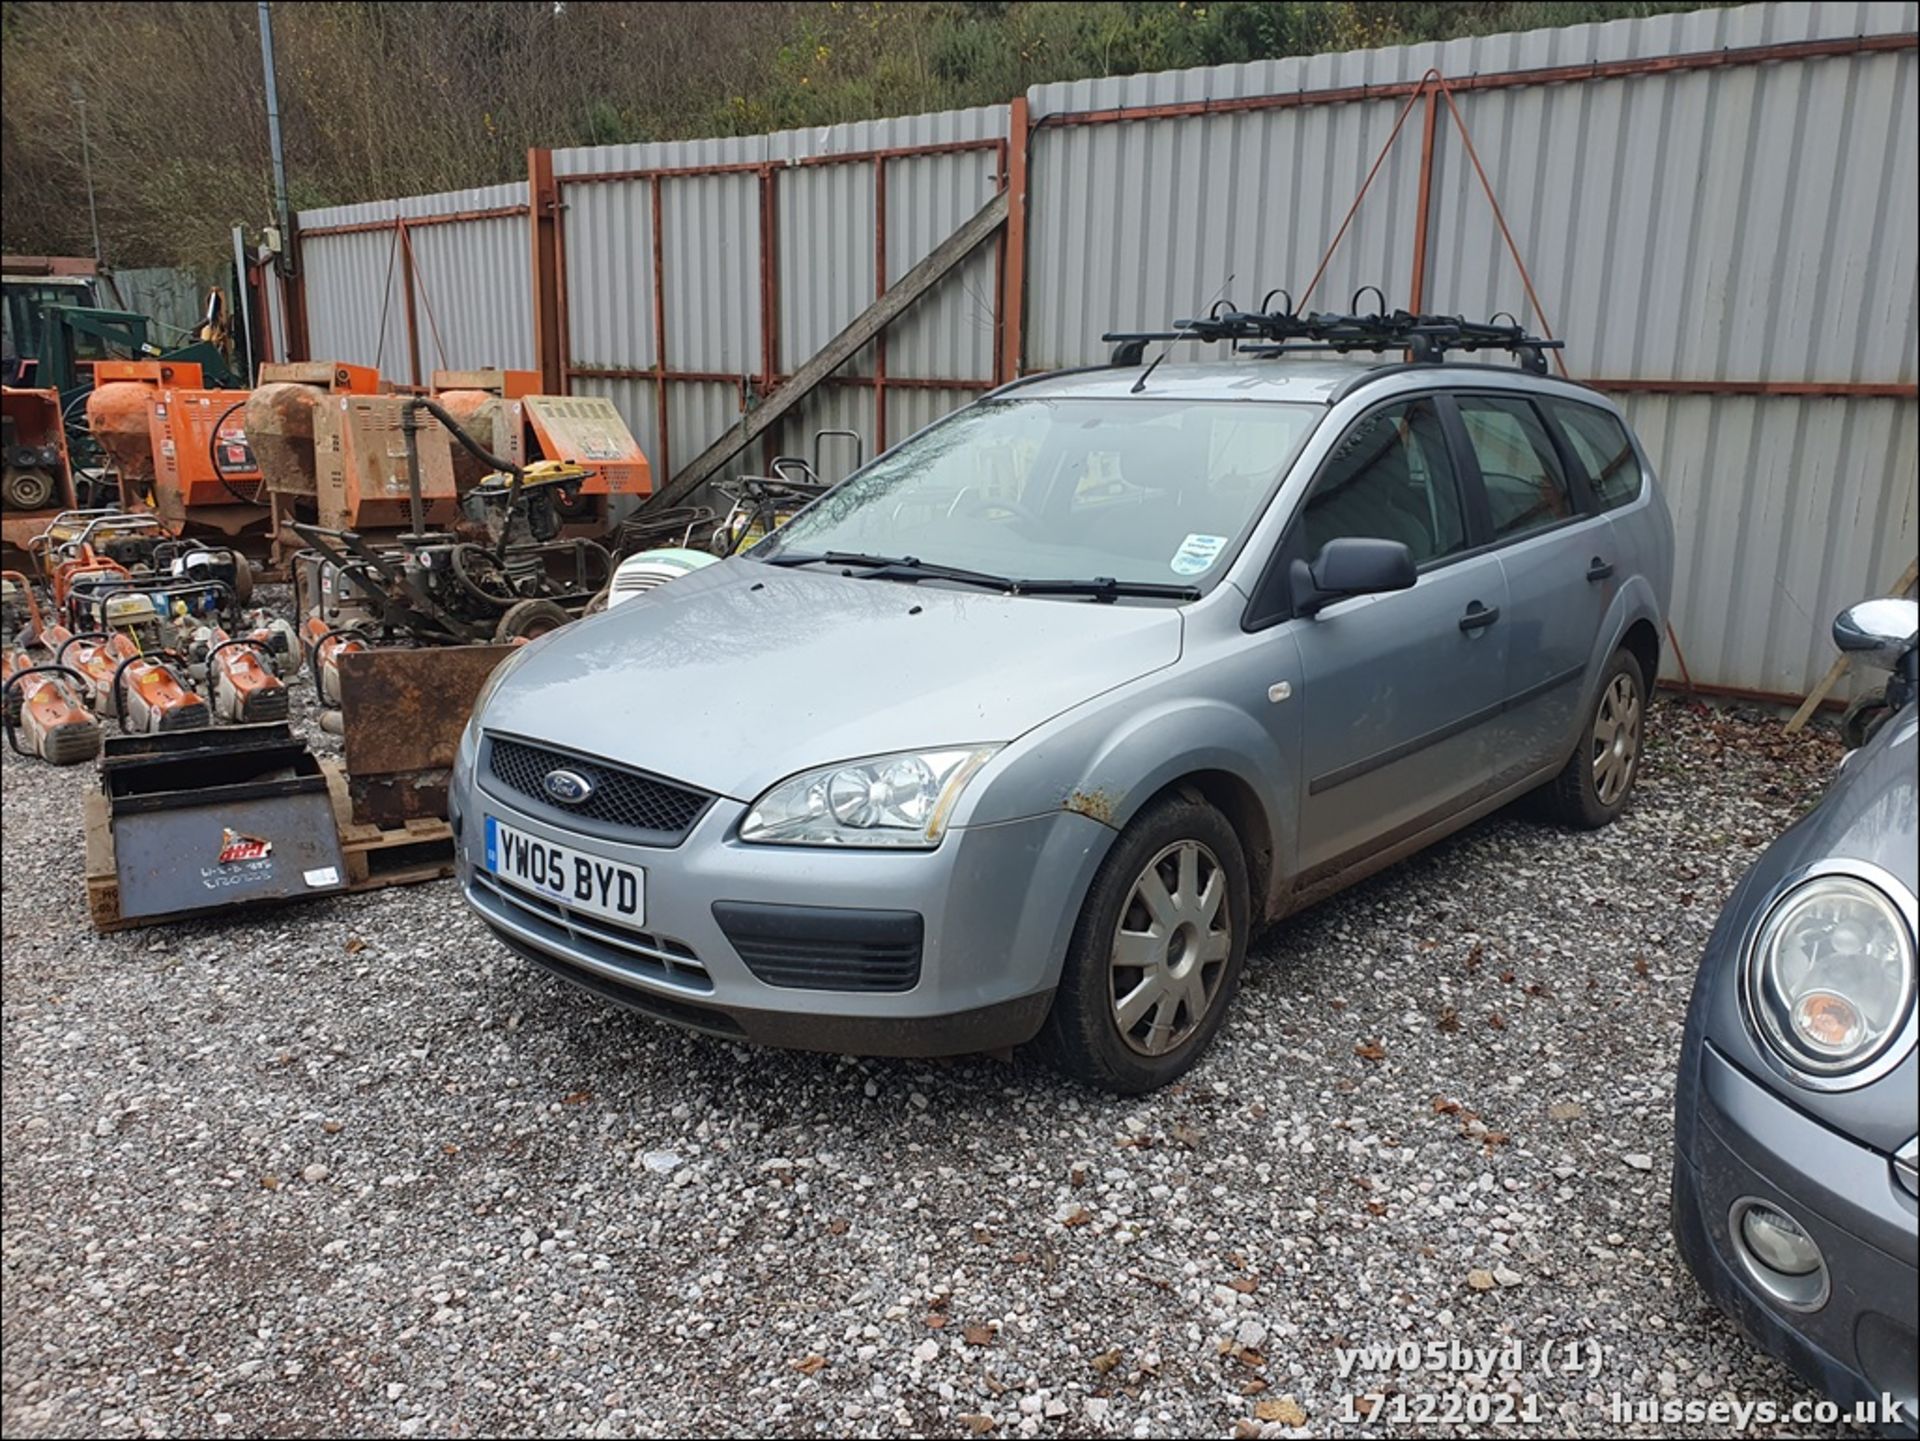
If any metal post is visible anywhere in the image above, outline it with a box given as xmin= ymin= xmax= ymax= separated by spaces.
xmin=257 ymin=2 xmax=294 ymax=276
xmin=72 ymin=84 xmax=104 ymax=266
xmin=998 ymin=97 xmax=1030 ymax=384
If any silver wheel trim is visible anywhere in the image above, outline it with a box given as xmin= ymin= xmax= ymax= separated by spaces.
xmin=1109 ymin=839 xmax=1232 ymax=1057
xmin=1591 ymin=671 xmax=1642 ymax=806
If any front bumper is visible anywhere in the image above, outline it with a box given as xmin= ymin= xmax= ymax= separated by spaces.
xmin=1673 ymin=1039 xmax=1919 ymax=1436
xmin=451 ymin=740 xmax=1115 ymax=1056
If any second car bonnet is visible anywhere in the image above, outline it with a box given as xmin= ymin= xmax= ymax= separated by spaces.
xmin=476 ymin=558 xmax=1185 ymax=801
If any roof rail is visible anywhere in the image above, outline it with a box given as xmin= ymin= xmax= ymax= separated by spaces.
xmin=1103 ymin=288 xmax=1563 ymax=374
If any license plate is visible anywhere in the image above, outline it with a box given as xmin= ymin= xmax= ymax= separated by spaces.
xmin=484 ymin=816 xmax=644 ymax=925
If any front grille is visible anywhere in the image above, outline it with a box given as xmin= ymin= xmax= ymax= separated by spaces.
xmin=714 ymin=901 xmax=923 ymax=992
xmin=485 ymin=734 xmax=712 ymax=843
xmin=471 ymin=870 xmax=713 ymax=992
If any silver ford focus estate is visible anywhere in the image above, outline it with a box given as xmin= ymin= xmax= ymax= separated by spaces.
xmin=452 ymin=342 xmax=1673 ymax=1092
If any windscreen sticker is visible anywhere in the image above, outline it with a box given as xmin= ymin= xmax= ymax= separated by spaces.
xmin=1170 ymin=533 xmax=1228 ymax=576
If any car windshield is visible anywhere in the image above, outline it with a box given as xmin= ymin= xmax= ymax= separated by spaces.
xmin=756 ymin=397 xmax=1322 ymax=592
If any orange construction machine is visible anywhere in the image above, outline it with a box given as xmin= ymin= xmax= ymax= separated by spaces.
xmin=1 ymin=385 xmax=80 ymax=570
xmin=431 ymin=369 xmax=652 ymax=532
xmin=85 ymin=360 xmax=266 ymax=544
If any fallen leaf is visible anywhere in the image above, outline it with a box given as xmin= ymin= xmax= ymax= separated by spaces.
xmin=1431 ymin=1096 xmax=1461 ymax=1115
xmin=1255 ymin=1396 xmax=1307 ymax=1425
xmin=1236 ymin=1347 xmax=1266 ymax=1369
xmin=790 ymin=1354 xmax=827 ymax=1375
xmin=1365 ymin=1200 xmax=1388 ymax=1216
xmin=1354 ymin=1040 xmax=1386 ymax=1062
xmin=1465 ymin=943 xmax=1485 ymax=969
xmin=1061 ymin=1205 xmax=1092 ymax=1228
xmin=925 ymin=1314 xmax=949 ymax=1329
xmin=1170 ymin=1122 xmax=1200 ymax=1149
xmin=1351 ymin=1394 xmax=1378 ymax=1417
xmin=1228 ymin=1276 xmax=1258 ymax=1294
xmin=562 ymin=1090 xmax=592 ymax=1106
xmin=964 ymin=1322 xmax=994 ymax=1346
xmin=959 ymin=1414 xmax=994 ymax=1435
xmin=1466 ymin=1269 xmax=1496 ymax=1291
xmin=1091 ymin=1348 xmax=1124 ymax=1374
xmin=1487 ymin=1011 xmax=1508 ymax=1031
xmin=1436 ymin=1005 xmax=1461 ymax=1033
xmin=1240 ymin=1378 xmax=1268 ymax=1396
xmin=321 ymin=1120 xmax=344 ymax=1134
xmin=1633 ymin=955 xmax=1651 ymax=979
xmin=259 ymin=1174 xmax=279 ymax=1190
xmin=827 ymin=1217 xmax=849 ymax=1235
xmin=1009 ymin=1251 xmax=1032 ymax=1264
xmin=1499 ymin=969 xmax=1516 ymax=983
xmin=344 ymin=937 xmax=367 ymax=955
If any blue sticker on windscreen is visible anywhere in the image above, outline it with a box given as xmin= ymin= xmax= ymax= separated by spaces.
xmin=1170 ymin=533 xmax=1228 ymax=576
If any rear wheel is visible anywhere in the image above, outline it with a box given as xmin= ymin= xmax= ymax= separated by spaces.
xmin=1038 ymin=795 xmax=1249 ymax=1093
xmin=1547 ymin=648 xmax=1646 ymax=828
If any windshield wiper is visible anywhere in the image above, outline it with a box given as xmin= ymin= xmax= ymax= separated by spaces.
xmin=766 ymin=550 xmax=1020 ymax=592
xmin=760 ymin=551 xmax=1198 ymax=602
xmin=1010 ymin=577 xmax=1202 ymax=602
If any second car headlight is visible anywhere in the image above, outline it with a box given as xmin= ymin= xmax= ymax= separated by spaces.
xmin=1745 ymin=871 xmax=1916 ymax=1080
xmin=740 ymin=746 xmax=1001 ymax=848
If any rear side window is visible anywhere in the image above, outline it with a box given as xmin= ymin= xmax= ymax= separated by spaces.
xmin=1456 ymin=396 xmax=1575 ymax=542
xmin=1296 ymin=398 xmax=1467 ymax=567
xmin=1545 ymin=399 xmax=1644 ymax=511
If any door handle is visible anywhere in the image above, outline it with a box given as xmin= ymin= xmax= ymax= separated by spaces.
xmin=1459 ymin=602 xmax=1501 ymax=632
xmin=1586 ymin=557 xmax=1614 ymax=582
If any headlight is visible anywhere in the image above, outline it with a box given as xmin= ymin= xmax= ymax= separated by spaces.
xmin=740 ymin=746 xmax=1001 ymax=848
xmin=1744 ymin=869 xmax=1916 ymax=1082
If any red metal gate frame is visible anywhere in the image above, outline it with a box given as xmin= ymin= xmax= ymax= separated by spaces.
xmin=532 ymin=137 xmax=1011 ymax=478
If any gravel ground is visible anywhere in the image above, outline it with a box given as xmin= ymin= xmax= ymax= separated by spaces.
xmin=1 ymin=665 xmax=1861 ymax=1439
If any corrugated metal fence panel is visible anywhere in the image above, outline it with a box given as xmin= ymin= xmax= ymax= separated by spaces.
xmin=1024 ymin=84 xmax=1428 ymax=369
xmin=298 ymin=183 xmax=530 ymax=376
xmin=1422 ymin=3 xmax=1919 ymax=383
xmin=1625 ymin=392 xmax=1918 ymax=695
xmin=302 ymin=224 xmax=410 ymax=374
xmin=112 ymin=266 xmax=207 ymax=345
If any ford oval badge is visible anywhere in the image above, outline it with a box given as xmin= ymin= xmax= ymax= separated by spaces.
xmin=543 ymin=768 xmax=595 ymax=805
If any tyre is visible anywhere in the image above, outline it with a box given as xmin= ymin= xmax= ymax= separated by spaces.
xmin=492 ymin=598 xmax=573 ymax=642
xmin=1546 ymin=648 xmax=1646 ymax=829
xmin=1038 ymin=794 xmax=1250 ymax=1093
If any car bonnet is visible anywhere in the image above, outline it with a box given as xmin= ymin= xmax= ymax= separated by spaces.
xmin=476 ymin=558 xmax=1186 ymax=801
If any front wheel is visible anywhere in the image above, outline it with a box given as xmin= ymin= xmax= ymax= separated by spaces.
xmin=1546 ymin=648 xmax=1646 ymax=829
xmin=1038 ymin=795 xmax=1250 ymax=1093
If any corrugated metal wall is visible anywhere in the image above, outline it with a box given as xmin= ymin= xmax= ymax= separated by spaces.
xmin=550 ymin=106 xmax=1007 ymax=485
xmin=290 ymin=0 xmax=1917 ymax=696
xmin=111 ymin=266 xmax=208 ymax=345
xmin=298 ymin=182 xmax=533 ymax=382
xmin=1023 ymin=0 xmax=1918 ymax=696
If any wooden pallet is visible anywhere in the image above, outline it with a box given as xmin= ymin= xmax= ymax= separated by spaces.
xmin=83 ymin=764 xmax=456 ymax=933
xmin=320 ymin=760 xmax=457 ymax=890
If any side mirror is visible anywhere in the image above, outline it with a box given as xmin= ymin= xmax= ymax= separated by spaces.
xmin=1290 ymin=537 xmax=1417 ymax=617
xmin=1833 ymin=597 xmax=1918 ymax=672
